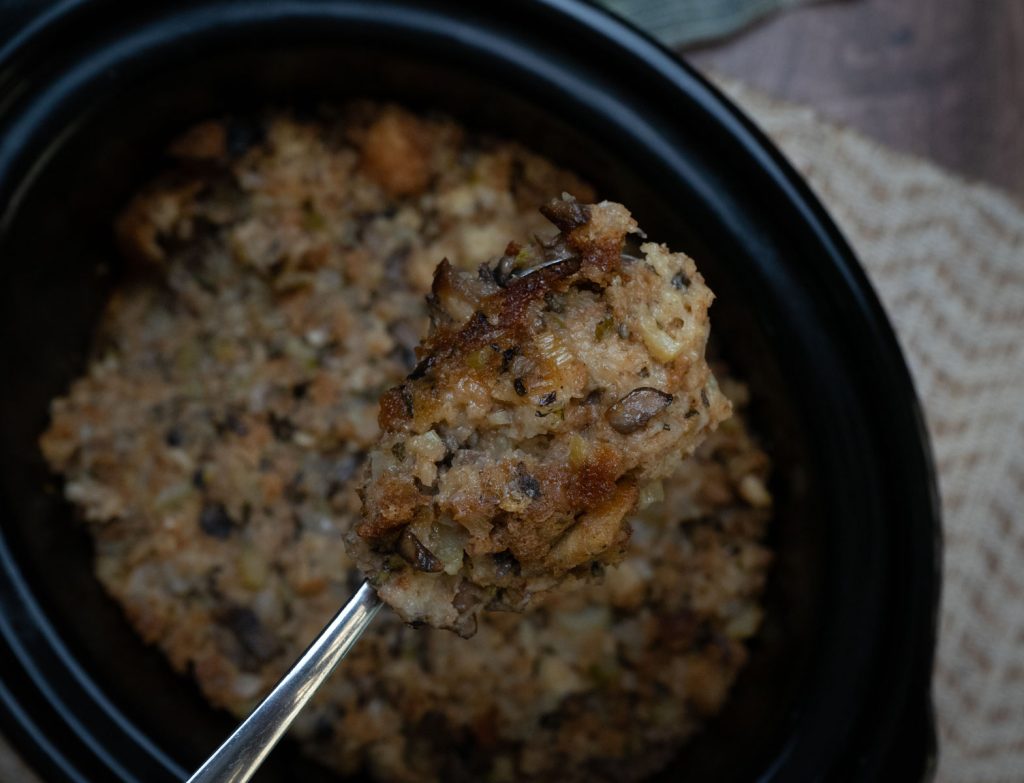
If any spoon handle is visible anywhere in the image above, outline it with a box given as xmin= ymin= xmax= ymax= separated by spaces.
xmin=187 ymin=581 xmax=382 ymax=783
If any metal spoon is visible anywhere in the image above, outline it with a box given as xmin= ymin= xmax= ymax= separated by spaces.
xmin=185 ymin=254 xmax=583 ymax=783
xmin=186 ymin=582 xmax=381 ymax=783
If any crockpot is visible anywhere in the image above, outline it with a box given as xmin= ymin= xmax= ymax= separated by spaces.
xmin=0 ymin=1 xmax=940 ymax=780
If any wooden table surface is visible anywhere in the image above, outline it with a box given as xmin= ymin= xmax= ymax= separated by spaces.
xmin=687 ymin=0 xmax=1024 ymax=202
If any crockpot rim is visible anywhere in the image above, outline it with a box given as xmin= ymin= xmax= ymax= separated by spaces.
xmin=0 ymin=2 xmax=941 ymax=781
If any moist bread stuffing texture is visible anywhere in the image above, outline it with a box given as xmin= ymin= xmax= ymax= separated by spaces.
xmin=39 ymin=104 xmax=773 ymax=783
xmin=353 ymin=196 xmax=730 ymax=636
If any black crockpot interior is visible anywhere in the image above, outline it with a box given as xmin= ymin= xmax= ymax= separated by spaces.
xmin=0 ymin=2 xmax=939 ymax=781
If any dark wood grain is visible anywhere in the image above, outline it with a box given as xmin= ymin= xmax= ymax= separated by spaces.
xmin=687 ymin=0 xmax=1024 ymax=201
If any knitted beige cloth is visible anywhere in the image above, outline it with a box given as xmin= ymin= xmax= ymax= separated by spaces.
xmin=3 ymin=79 xmax=1022 ymax=782
xmin=712 ymin=77 xmax=1024 ymax=783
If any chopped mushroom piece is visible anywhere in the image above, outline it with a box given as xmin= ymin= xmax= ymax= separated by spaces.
xmin=350 ymin=196 xmax=731 ymax=635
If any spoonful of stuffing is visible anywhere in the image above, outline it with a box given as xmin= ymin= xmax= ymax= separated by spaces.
xmin=187 ymin=194 xmax=730 ymax=781
xmin=350 ymin=194 xmax=731 ymax=636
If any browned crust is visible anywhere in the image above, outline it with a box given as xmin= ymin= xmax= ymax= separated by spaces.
xmin=354 ymin=196 xmax=731 ymax=635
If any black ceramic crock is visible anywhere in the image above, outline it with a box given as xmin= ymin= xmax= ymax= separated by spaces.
xmin=0 ymin=2 xmax=940 ymax=781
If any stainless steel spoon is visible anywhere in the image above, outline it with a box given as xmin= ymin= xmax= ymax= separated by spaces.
xmin=186 ymin=581 xmax=381 ymax=783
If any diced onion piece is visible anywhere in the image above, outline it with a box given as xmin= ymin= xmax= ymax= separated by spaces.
xmin=430 ymin=519 xmax=468 ymax=576
xmin=738 ymin=474 xmax=772 ymax=508
xmin=534 ymin=330 xmax=574 ymax=368
xmin=568 ymin=433 xmax=589 ymax=469
xmin=639 ymin=314 xmax=684 ymax=362
xmin=238 ymin=547 xmax=269 ymax=591
xmin=637 ymin=480 xmax=664 ymax=509
xmin=408 ymin=430 xmax=446 ymax=462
